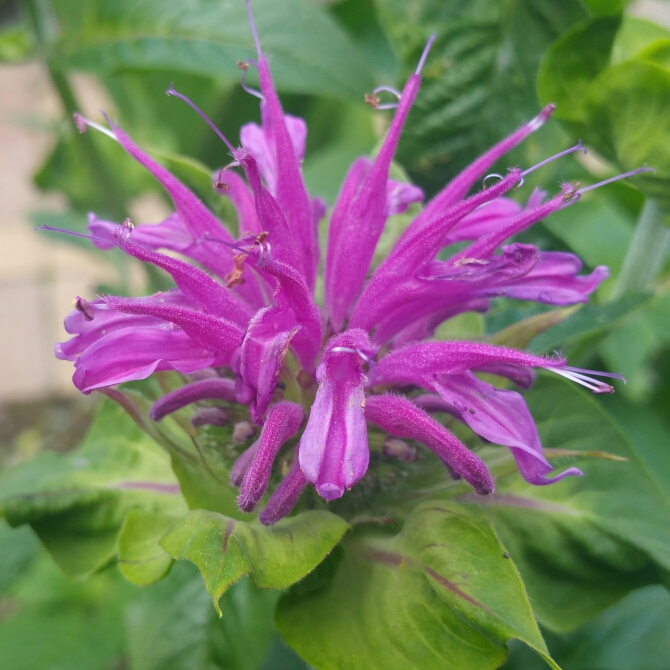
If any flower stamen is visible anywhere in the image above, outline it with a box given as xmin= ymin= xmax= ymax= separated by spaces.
xmin=237 ymin=60 xmax=263 ymax=100
xmin=166 ymin=84 xmax=236 ymax=154
xmin=546 ymin=365 xmax=625 ymax=394
xmin=520 ymin=141 xmax=587 ymax=180
xmin=575 ymin=166 xmax=656 ymax=195
xmin=72 ymin=112 xmax=118 ymax=141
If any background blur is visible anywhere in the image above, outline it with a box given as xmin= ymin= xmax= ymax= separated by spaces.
xmin=1 ymin=0 xmax=669 ymax=669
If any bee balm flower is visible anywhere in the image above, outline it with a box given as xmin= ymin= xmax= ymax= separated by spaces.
xmin=51 ymin=0 xmax=646 ymax=524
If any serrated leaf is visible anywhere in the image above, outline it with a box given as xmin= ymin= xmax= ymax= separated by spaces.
xmin=117 ymin=510 xmax=176 ymax=585
xmin=160 ymin=509 xmax=350 ymax=614
xmin=0 ymin=399 xmax=187 ymax=576
xmin=469 ymin=376 xmax=670 ymax=631
xmin=277 ymin=500 xmax=559 ymax=670
xmin=49 ymin=0 xmax=374 ymax=99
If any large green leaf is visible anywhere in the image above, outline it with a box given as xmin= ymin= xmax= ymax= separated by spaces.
xmin=0 ymin=398 xmax=186 ymax=576
xmin=49 ymin=0 xmax=374 ymax=99
xmin=470 ymin=377 xmax=670 ymax=631
xmin=161 ymin=510 xmax=350 ymax=614
xmin=277 ymin=501 xmax=559 ymax=670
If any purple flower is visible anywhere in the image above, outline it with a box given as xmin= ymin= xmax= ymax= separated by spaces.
xmin=51 ymin=0 xmax=648 ymax=524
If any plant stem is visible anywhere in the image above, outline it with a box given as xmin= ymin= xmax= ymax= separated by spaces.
xmin=610 ymin=199 xmax=670 ymax=299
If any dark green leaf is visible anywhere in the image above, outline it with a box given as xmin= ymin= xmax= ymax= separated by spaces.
xmin=0 ymin=399 xmax=186 ymax=576
xmin=50 ymin=0 xmax=374 ymax=99
xmin=579 ymin=0 xmax=627 ymax=17
xmin=277 ymin=501 xmax=559 ymax=670
xmin=472 ymin=377 xmax=670 ymax=631
xmin=0 ymin=521 xmax=39 ymax=595
xmin=160 ymin=510 xmax=350 ymax=613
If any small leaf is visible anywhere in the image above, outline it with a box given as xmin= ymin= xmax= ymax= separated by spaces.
xmin=277 ymin=501 xmax=560 ymax=670
xmin=490 ymin=306 xmax=580 ymax=349
xmin=117 ymin=510 xmax=176 ymax=585
xmin=160 ymin=510 xmax=350 ymax=614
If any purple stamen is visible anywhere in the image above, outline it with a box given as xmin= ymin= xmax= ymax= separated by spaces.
xmin=415 ymin=33 xmax=437 ymax=75
xmin=520 ymin=141 xmax=586 ymax=179
xmin=371 ymin=85 xmax=402 ymax=110
xmin=37 ymin=224 xmax=110 ymax=246
xmin=166 ymin=84 xmax=236 ymax=154
xmin=482 ymin=173 xmax=505 ymax=187
xmin=576 ymin=166 xmax=656 ymax=195
xmin=115 ymin=218 xmax=134 ymax=249
xmin=72 ymin=112 xmax=118 ymax=140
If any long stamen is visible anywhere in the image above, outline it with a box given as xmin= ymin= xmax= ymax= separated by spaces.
xmin=576 ymin=166 xmax=656 ymax=195
xmin=37 ymin=224 xmax=110 ymax=246
xmin=415 ymin=33 xmax=437 ymax=75
xmin=546 ymin=365 xmax=625 ymax=394
xmin=166 ymin=84 xmax=236 ymax=154
xmin=520 ymin=141 xmax=587 ymax=179
xmin=370 ymin=86 xmax=402 ymax=110
xmin=72 ymin=113 xmax=118 ymax=141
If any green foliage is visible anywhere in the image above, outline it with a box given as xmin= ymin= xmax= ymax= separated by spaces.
xmin=480 ymin=377 xmax=670 ymax=631
xmin=538 ymin=16 xmax=670 ymax=211
xmin=161 ymin=510 xmax=350 ymax=614
xmin=0 ymin=399 xmax=186 ymax=575
xmin=277 ymin=501 xmax=559 ymax=670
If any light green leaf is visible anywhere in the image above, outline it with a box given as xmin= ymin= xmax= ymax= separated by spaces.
xmin=472 ymin=377 xmax=670 ymax=631
xmin=277 ymin=501 xmax=559 ymax=670
xmin=160 ymin=509 xmax=350 ymax=614
xmin=0 ymin=521 xmax=39 ymax=595
xmin=0 ymin=23 xmax=35 ymax=62
xmin=611 ymin=17 xmax=670 ymax=64
xmin=0 ymin=398 xmax=186 ymax=576
xmin=117 ymin=510 xmax=176 ymax=585
xmin=490 ymin=307 xmax=580 ymax=349
xmin=579 ymin=0 xmax=628 ymax=17
xmin=50 ymin=0 xmax=374 ymax=99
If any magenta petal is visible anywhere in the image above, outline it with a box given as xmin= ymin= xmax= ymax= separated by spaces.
xmin=256 ymin=60 xmax=317 ymax=289
xmin=72 ymin=326 xmax=217 ymax=393
xmin=443 ymin=197 xmax=522 ymax=245
xmin=214 ymin=170 xmax=262 ymax=236
xmin=325 ymin=74 xmax=423 ymax=332
xmin=150 ymin=377 xmax=237 ymax=421
xmin=386 ymin=180 xmax=424 ymax=216
xmin=230 ymin=440 xmax=260 ymax=487
xmin=239 ymin=401 xmax=304 ymax=511
xmin=234 ymin=302 xmax=300 ymax=424
xmin=433 ymin=372 xmax=582 ymax=485
xmin=365 ymin=394 xmax=493 ymax=494
xmin=259 ymin=447 xmax=308 ymax=526
xmin=299 ymin=330 xmax=376 ymax=500
xmin=410 ymin=104 xmax=555 ymax=232
xmin=105 ymin=296 xmax=244 ymax=363
xmin=369 ymin=341 xmax=564 ymax=388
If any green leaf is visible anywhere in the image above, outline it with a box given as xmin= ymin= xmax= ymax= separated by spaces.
xmin=579 ymin=0 xmax=627 ymax=17
xmin=0 ymin=398 xmax=187 ymax=576
xmin=117 ymin=510 xmax=176 ymax=586
xmin=611 ymin=17 xmax=670 ymax=64
xmin=537 ymin=16 xmax=621 ymax=126
xmin=376 ymin=0 xmax=588 ymax=196
xmin=277 ymin=501 xmax=559 ymax=670
xmin=472 ymin=377 xmax=670 ymax=631
xmin=160 ymin=509 xmax=350 ymax=614
xmin=490 ymin=307 xmax=580 ymax=349
xmin=526 ymin=294 xmax=650 ymax=354
xmin=50 ymin=0 xmax=374 ymax=99
xmin=0 ymin=521 xmax=39 ymax=595
xmin=0 ymin=23 xmax=35 ymax=62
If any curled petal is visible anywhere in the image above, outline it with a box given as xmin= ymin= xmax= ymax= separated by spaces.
xmin=365 ymin=394 xmax=494 ymax=494
xmin=72 ymin=326 xmax=217 ymax=393
xmin=433 ymin=372 xmax=582 ymax=485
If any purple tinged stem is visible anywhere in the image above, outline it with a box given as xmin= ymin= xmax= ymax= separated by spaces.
xmin=150 ymin=378 xmax=237 ymax=421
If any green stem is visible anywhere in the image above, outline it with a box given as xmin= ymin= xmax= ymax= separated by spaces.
xmin=610 ymin=199 xmax=670 ymax=299
xmin=24 ymin=0 xmax=128 ymax=219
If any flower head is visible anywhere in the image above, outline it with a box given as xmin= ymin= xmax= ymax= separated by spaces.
xmin=52 ymin=0 xmax=644 ymax=524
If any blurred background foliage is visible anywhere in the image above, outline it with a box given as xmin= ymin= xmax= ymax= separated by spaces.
xmin=0 ymin=0 xmax=669 ymax=668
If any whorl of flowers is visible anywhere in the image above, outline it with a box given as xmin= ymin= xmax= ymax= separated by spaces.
xmin=49 ymin=0 xmax=646 ymax=525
